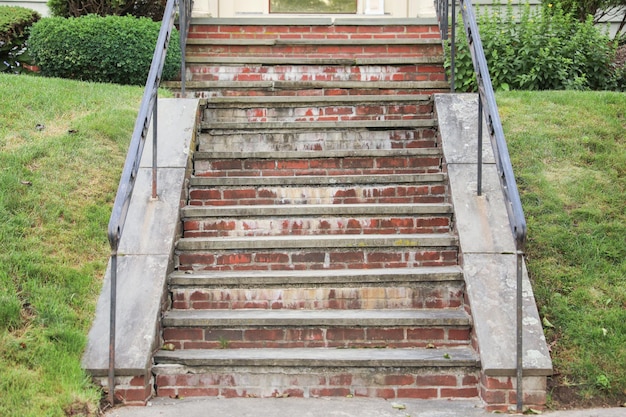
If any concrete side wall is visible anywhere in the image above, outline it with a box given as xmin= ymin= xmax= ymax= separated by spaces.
xmin=435 ymin=94 xmax=552 ymax=411
xmin=81 ymin=98 xmax=200 ymax=403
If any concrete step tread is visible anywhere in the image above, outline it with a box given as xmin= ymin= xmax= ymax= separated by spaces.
xmin=153 ymin=346 xmax=480 ymax=367
xmin=194 ymin=148 xmax=441 ymax=160
xmin=169 ymin=265 xmax=463 ymax=286
xmin=189 ymin=173 xmax=446 ymax=187
xmin=177 ymin=233 xmax=458 ymax=251
xmin=186 ymin=38 xmax=442 ymax=46
xmin=202 ymin=94 xmax=431 ymax=106
xmin=163 ymin=308 xmax=471 ymax=327
xmin=165 ymin=80 xmax=450 ymax=90
xmin=181 ymin=203 xmax=452 ymax=219
xmin=201 ymin=119 xmax=437 ymax=131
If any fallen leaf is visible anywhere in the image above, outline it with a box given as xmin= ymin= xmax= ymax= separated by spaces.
xmin=443 ymin=353 xmax=451 ymax=359
xmin=35 ymin=123 xmax=45 ymax=131
xmin=524 ymin=408 xmax=542 ymax=414
xmin=391 ymin=402 xmax=406 ymax=410
xmin=426 ymin=343 xmax=436 ymax=349
xmin=20 ymin=180 xmax=32 ymax=186
xmin=162 ymin=343 xmax=176 ymax=351
xmin=542 ymin=317 xmax=555 ymax=328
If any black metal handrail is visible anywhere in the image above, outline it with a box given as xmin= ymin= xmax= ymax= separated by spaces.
xmin=106 ymin=0 xmax=192 ymax=404
xmin=435 ymin=0 xmax=527 ymax=412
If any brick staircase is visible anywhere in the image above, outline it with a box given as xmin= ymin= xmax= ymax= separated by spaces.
xmin=154 ymin=19 xmax=481 ymax=401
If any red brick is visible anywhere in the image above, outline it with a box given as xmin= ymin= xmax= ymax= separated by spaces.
xmin=328 ymin=374 xmax=353 ymax=385
xmin=217 ymin=253 xmax=252 ymax=265
xmin=482 ymin=375 xmax=513 ymax=390
xmin=243 ymin=328 xmax=285 ymax=341
xmin=326 ymin=328 xmax=364 ymax=341
xmin=129 ymin=375 xmax=149 ymax=387
xmin=223 ymin=188 xmax=256 ymax=200
xmin=384 ymin=375 xmax=415 ymax=386
xmin=367 ymin=328 xmax=404 ymax=341
xmin=448 ymin=328 xmax=471 ymax=341
xmin=177 ymin=252 xmax=214 ymax=265
xmin=407 ymin=328 xmax=444 ymax=340
xmin=179 ymin=387 xmax=220 ymax=397
xmin=441 ymin=387 xmax=479 ymax=398
xmin=480 ymin=388 xmax=507 ymax=403
xmin=310 ymin=388 xmax=352 ymax=397
xmin=163 ymin=328 xmax=203 ymax=341
xmin=397 ymin=388 xmax=438 ymax=399
xmin=415 ymin=375 xmax=457 ymax=387
xmin=254 ymin=252 xmax=290 ymax=264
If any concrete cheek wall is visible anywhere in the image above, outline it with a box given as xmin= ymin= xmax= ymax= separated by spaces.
xmin=82 ymin=98 xmax=200 ymax=404
xmin=435 ymin=94 xmax=552 ymax=412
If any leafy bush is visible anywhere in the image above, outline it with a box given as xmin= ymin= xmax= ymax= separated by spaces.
xmin=448 ymin=2 xmax=618 ymax=91
xmin=29 ymin=15 xmax=181 ymax=85
xmin=47 ymin=0 xmax=167 ymax=20
xmin=0 ymin=6 xmax=40 ymax=73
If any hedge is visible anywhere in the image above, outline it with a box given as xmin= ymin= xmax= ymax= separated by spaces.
xmin=0 ymin=6 xmax=40 ymax=73
xmin=29 ymin=14 xmax=181 ymax=85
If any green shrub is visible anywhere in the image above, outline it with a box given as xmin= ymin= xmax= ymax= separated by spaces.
xmin=0 ymin=6 xmax=40 ymax=73
xmin=448 ymin=2 xmax=618 ymax=91
xmin=29 ymin=14 xmax=181 ymax=85
xmin=47 ymin=0 xmax=166 ymax=20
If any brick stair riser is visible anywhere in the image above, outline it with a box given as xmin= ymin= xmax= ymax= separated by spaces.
xmin=188 ymin=184 xmax=448 ymax=206
xmin=189 ymin=65 xmax=444 ymax=83
xmin=188 ymin=43 xmax=442 ymax=58
xmin=188 ymin=23 xmax=442 ymax=39
xmin=182 ymin=215 xmax=451 ymax=238
xmin=203 ymin=103 xmax=433 ymax=123
xmin=154 ymin=367 xmax=479 ymax=400
xmin=192 ymin=88 xmax=448 ymax=98
xmin=171 ymin=283 xmax=464 ymax=311
xmin=194 ymin=156 xmax=441 ymax=177
xmin=199 ymin=129 xmax=438 ymax=152
xmin=176 ymin=248 xmax=458 ymax=272
xmin=162 ymin=326 xmax=471 ymax=350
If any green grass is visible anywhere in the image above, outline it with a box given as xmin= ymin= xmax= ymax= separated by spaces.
xmin=498 ymin=90 xmax=626 ymax=406
xmin=0 ymin=73 xmax=145 ymax=416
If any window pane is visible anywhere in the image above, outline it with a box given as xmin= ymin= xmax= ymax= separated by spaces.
xmin=270 ymin=0 xmax=357 ymax=14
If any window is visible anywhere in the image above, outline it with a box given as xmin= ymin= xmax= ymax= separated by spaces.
xmin=269 ymin=0 xmax=358 ymax=14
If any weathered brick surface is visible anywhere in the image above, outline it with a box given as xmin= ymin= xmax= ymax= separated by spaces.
xmin=154 ymin=368 xmax=479 ymax=400
xmin=171 ymin=284 xmax=464 ymax=311
xmin=162 ymin=325 xmax=470 ymax=349
xmin=194 ymin=156 xmax=442 ymax=177
xmin=176 ymin=248 xmax=459 ymax=272
xmin=188 ymin=184 xmax=448 ymax=206
xmin=182 ymin=215 xmax=451 ymax=238
xmin=480 ymin=375 xmax=548 ymax=412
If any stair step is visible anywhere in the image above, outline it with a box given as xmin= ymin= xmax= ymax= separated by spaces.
xmin=167 ymin=80 xmax=450 ymax=91
xmin=195 ymin=149 xmax=441 ymax=161
xmin=187 ymin=38 xmax=443 ymax=46
xmin=177 ymin=234 xmax=458 ymax=251
xmin=198 ymin=129 xmax=438 ymax=153
xmin=182 ymin=203 xmax=451 ymax=218
xmin=189 ymin=173 xmax=445 ymax=187
xmin=154 ymin=346 xmax=479 ymax=367
xmin=201 ymin=119 xmax=436 ymax=131
xmin=187 ymin=56 xmax=444 ymax=65
xmin=169 ymin=266 xmax=463 ymax=287
xmin=163 ymin=308 xmax=470 ymax=327
xmin=202 ymin=94 xmax=431 ymax=106
xmin=162 ymin=310 xmax=470 ymax=349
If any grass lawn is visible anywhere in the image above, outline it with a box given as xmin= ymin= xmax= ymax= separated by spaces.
xmin=0 ymin=74 xmax=623 ymax=415
xmin=498 ymin=90 xmax=626 ymax=408
xmin=0 ymin=73 xmax=144 ymax=416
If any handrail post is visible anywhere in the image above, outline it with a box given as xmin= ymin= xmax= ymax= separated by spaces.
xmin=152 ymin=95 xmax=158 ymax=199
xmin=516 ymin=249 xmax=524 ymax=412
xmin=451 ymin=0 xmax=456 ymax=92
xmin=477 ymin=96 xmax=483 ymax=196
xmin=180 ymin=0 xmax=187 ymax=97
xmin=107 ymin=250 xmax=117 ymax=405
